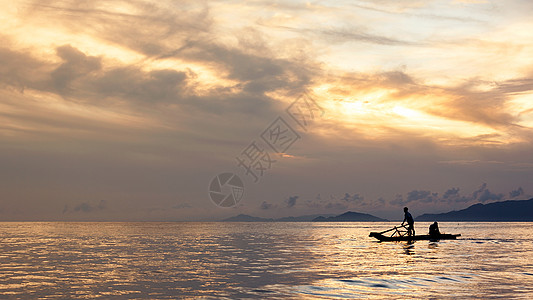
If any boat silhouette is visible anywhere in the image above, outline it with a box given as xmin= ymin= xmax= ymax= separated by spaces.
xmin=369 ymin=224 xmax=461 ymax=242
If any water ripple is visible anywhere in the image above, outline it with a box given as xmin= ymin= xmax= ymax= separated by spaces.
xmin=0 ymin=222 xmax=532 ymax=298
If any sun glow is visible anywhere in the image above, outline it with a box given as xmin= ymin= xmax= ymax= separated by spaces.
xmin=313 ymin=89 xmax=507 ymax=144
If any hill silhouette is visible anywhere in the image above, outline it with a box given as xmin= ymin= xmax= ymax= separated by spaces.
xmin=312 ymin=211 xmax=387 ymax=222
xmin=220 ymin=199 xmax=533 ymax=222
xmin=221 ymin=214 xmax=273 ymax=222
xmin=416 ymin=198 xmax=533 ymax=221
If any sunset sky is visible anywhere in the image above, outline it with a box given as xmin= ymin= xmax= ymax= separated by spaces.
xmin=1 ymin=0 xmax=532 ymax=221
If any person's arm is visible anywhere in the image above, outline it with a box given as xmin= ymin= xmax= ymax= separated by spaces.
xmin=401 ymin=214 xmax=406 ymax=225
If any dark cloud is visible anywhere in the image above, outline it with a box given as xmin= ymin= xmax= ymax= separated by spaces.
xmin=390 ymin=194 xmax=404 ymax=206
xmin=64 ymin=200 xmax=107 ymax=214
xmin=341 ymin=193 xmax=364 ymax=203
xmin=390 ymin=183 xmax=509 ymax=207
xmin=406 ymin=190 xmax=437 ymax=203
xmin=52 ymin=45 xmax=102 ymax=92
xmin=305 ymin=194 xmax=325 ymax=209
xmin=390 ymin=190 xmax=437 ymax=206
xmin=0 ymin=44 xmax=52 ymax=92
xmin=178 ymin=41 xmax=315 ymax=96
xmin=260 ymin=201 xmax=274 ymax=210
xmin=442 ymin=187 xmax=460 ymax=199
xmin=285 ymin=196 xmax=298 ymax=208
xmin=90 ymin=67 xmax=189 ymax=103
xmin=497 ymin=78 xmax=533 ymax=94
xmin=472 ymin=183 xmax=504 ymax=203
xmin=441 ymin=187 xmax=469 ymax=203
xmin=509 ymin=187 xmax=524 ymax=199
xmin=0 ymin=44 xmax=190 ymax=104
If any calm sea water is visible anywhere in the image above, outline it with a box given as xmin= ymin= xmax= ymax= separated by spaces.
xmin=0 ymin=222 xmax=532 ymax=299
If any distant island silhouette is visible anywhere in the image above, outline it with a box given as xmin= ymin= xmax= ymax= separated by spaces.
xmin=220 ymin=198 xmax=533 ymax=222
xmin=416 ymin=198 xmax=533 ymax=221
xmin=312 ymin=211 xmax=387 ymax=222
xmin=221 ymin=212 xmax=384 ymax=222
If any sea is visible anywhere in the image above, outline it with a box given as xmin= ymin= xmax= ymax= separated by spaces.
xmin=0 ymin=222 xmax=532 ymax=299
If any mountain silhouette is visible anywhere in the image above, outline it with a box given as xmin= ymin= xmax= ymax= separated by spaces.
xmin=275 ymin=214 xmax=336 ymax=222
xmin=416 ymin=198 xmax=533 ymax=221
xmin=312 ymin=211 xmax=387 ymax=222
xmin=221 ymin=214 xmax=273 ymax=222
xmin=221 ymin=213 xmax=336 ymax=222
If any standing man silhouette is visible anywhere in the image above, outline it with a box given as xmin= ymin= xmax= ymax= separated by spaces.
xmin=402 ymin=207 xmax=415 ymax=236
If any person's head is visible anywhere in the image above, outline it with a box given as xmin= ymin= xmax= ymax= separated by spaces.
xmin=433 ymin=221 xmax=438 ymax=225
xmin=404 ymin=207 xmax=408 ymax=212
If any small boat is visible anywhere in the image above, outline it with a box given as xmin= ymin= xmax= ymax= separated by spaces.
xmin=369 ymin=224 xmax=461 ymax=242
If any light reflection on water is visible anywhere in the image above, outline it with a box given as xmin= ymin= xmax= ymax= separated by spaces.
xmin=0 ymin=222 xmax=532 ymax=298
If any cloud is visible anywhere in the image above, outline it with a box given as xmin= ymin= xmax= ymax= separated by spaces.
xmin=341 ymin=193 xmax=364 ymax=203
xmin=317 ymin=65 xmax=533 ymax=147
xmin=36 ymin=0 xmax=316 ymax=96
xmin=285 ymin=195 xmax=298 ymax=208
xmin=406 ymin=190 xmax=438 ymax=203
xmin=5 ymin=1 xmax=317 ymax=116
xmin=5 ymin=0 xmax=531 ymax=147
xmin=509 ymin=187 xmax=524 ymax=199
xmin=472 ymin=183 xmax=504 ymax=203
xmin=442 ymin=187 xmax=460 ymax=199
xmin=497 ymin=78 xmax=533 ymax=94
xmin=390 ymin=194 xmax=404 ymax=206
xmin=64 ymin=200 xmax=107 ymax=214
xmin=260 ymin=201 xmax=275 ymax=210
xmin=390 ymin=190 xmax=437 ymax=206
xmin=305 ymin=194 xmax=326 ymax=208
xmin=303 ymin=192 xmax=370 ymax=211
xmin=28 ymin=1 xmax=213 ymax=57
xmin=52 ymin=45 xmax=102 ymax=92
xmin=8 ymin=43 xmax=192 ymax=104
xmin=0 ymin=44 xmax=189 ymax=104
xmin=352 ymin=2 xmax=485 ymax=23
xmin=0 ymin=0 xmax=532 ymax=222
xmin=441 ymin=187 xmax=469 ymax=203
xmin=389 ymin=183 xmax=510 ymax=207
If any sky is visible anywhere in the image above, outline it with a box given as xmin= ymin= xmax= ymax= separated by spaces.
xmin=1 ymin=0 xmax=532 ymax=221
